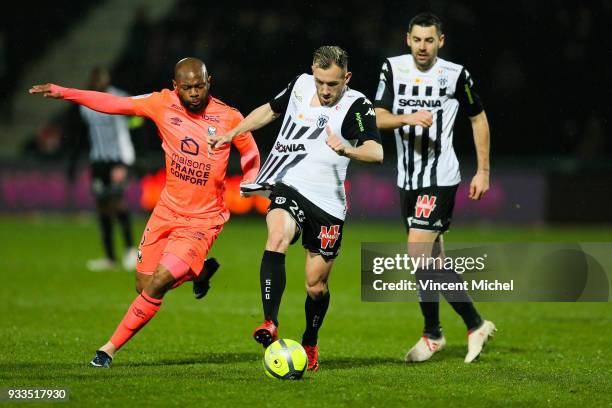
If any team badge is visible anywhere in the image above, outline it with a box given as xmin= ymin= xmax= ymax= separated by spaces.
xmin=316 ymin=114 xmax=329 ymax=129
xmin=275 ymin=197 xmax=286 ymax=205
xmin=208 ymin=126 xmax=217 ymax=136
xmin=438 ymin=76 xmax=448 ymax=88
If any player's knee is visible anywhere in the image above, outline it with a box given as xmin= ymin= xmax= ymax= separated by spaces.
xmin=266 ymin=230 xmax=291 ymax=252
xmin=135 ymin=273 xmax=151 ymax=294
xmin=407 ymin=244 xmax=433 ymax=259
xmin=145 ymin=266 xmax=175 ymax=298
xmin=306 ymin=281 xmax=328 ymax=300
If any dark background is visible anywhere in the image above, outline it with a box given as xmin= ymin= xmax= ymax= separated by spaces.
xmin=1 ymin=1 xmax=611 ymax=222
xmin=2 ymin=1 xmax=610 ymax=158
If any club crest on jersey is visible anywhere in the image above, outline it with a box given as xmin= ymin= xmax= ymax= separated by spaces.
xmin=438 ymin=76 xmax=448 ymax=88
xmin=415 ymin=195 xmax=437 ymax=218
xmin=180 ymin=137 xmax=199 ymax=156
xmin=275 ymin=197 xmax=286 ymax=205
xmin=319 ymin=225 xmax=341 ymax=249
xmin=208 ymin=126 xmax=217 ymax=136
xmin=317 ymin=114 xmax=329 ymax=129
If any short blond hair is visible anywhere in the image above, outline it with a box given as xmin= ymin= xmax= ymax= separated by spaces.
xmin=312 ymin=46 xmax=348 ymax=70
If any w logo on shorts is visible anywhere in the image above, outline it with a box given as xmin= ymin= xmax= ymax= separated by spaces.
xmin=415 ymin=195 xmax=437 ymax=218
xmin=319 ymin=225 xmax=341 ymax=249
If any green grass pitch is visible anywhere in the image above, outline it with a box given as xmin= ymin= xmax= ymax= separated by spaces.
xmin=0 ymin=215 xmax=610 ymax=407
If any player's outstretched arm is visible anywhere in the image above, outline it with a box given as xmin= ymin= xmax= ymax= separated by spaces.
xmin=29 ymin=83 xmax=138 ymax=116
xmin=232 ymin=132 xmax=261 ymax=184
xmin=209 ymin=103 xmax=280 ymax=149
xmin=375 ymin=108 xmax=433 ymax=129
xmin=326 ymin=127 xmax=383 ymax=164
xmin=468 ymin=110 xmax=490 ymax=200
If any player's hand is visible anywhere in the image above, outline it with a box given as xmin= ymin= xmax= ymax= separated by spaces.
xmin=469 ymin=170 xmax=489 ymax=200
xmin=208 ymin=132 xmax=235 ymax=149
xmin=325 ymin=126 xmax=350 ymax=157
xmin=28 ymin=84 xmax=63 ymax=99
xmin=403 ymin=110 xmax=433 ymax=128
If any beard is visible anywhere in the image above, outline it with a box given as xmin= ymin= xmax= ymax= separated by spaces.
xmin=180 ymin=94 xmax=208 ymax=113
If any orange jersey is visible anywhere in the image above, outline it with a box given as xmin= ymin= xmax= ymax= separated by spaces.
xmin=57 ymin=85 xmax=259 ymax=220
xmin=130 ymin=90 xmax=252 ymax=219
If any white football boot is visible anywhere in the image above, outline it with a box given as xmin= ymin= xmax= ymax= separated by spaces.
xmin=404 ymin=335 xmax=446 ymax=362
xmin=122 ymin=247 xmax=138 ymax=270
xmin=86 ymin=258 xmax=117 ymax=272
xmin=465 ymin=320 xmax=496 ymax=363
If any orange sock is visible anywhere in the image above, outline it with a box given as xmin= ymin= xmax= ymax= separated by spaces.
xmin=110 ymin=291 xmax=162 ymax=350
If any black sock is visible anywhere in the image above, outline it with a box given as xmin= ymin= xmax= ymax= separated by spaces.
xmin=446 ymin=300 xmax=482 ymax=331
xmin=116 ymin=209 xmax=134 ymax=248
xmin=418 ymin=302 xmax=442 ymax=338
xmin=302 ymin=291 xmax=330 ymax=346
xmin=438 ymin=268 xmax=483 ymax=331
xmin=416 ymin=268 xmax=442 ymax=338
xmin=260 ymin=250 xmax=286 ymax=326
xmin=98 ymin=213 xmax=115 ymax=261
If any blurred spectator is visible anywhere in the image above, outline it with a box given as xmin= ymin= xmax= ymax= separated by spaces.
xmin=22 ymin=122 xmax=65 ymax=161
xmin=77 ymin=67 xmax=138 ymax=272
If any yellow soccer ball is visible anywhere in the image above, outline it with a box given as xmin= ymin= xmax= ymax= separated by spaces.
xmin=263 ymin=339 xmax=308 ymax=380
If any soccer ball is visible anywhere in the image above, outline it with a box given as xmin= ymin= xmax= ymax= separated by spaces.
xmin=263 ymin=339 xmax=308 ymax=380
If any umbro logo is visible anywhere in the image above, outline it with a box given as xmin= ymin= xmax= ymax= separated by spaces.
xmin=132 ymin=307 xmax=146 ymax=319
xmin=170 ymin=117 xmax=182 ymax=126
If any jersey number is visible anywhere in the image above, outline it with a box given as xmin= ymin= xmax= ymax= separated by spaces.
xmin=289 ymin=200 xmax=305 ymax=223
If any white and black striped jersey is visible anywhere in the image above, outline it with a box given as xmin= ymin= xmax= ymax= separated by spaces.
xmin=374 ymin=55 xmax=483 ymax=190
xmin=79 ymin=86 xmax=135 ymax=165
xmin=245 ymin=73 xmax=380 ymax=220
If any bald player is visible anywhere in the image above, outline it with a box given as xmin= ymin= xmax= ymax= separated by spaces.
xmin=30 ymin=58 xmax=260 ymax=368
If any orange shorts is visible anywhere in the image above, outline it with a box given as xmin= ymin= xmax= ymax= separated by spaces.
xmin=136 ymin=203 xmax=225 ymax=278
